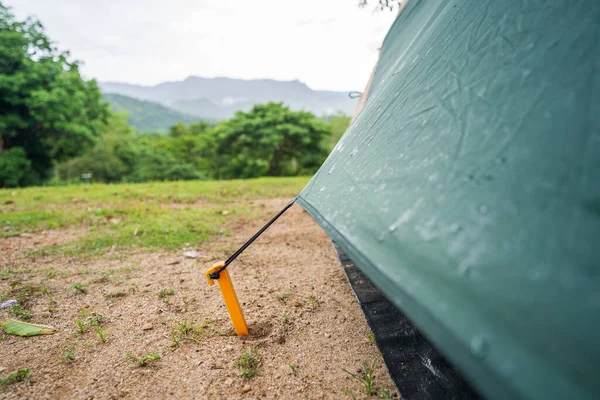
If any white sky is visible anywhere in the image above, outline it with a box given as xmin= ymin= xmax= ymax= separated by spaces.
xmin=9 ymin=0 xmax=397 ymax=92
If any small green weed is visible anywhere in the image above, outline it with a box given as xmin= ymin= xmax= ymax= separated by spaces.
xmin=368 ymin=333 xmax=375 ymax=343
xmin=282 ymin=315 xmax=290 ymax=324
xmin=157 ymin=288 xmax=175 ymax=298
xmin=309 ymin=295 xmax=319 ymax=309
xmin=88 ymin=314 xmax=106 ymax=326
xmin=75 ymin=313 xmax=105 ymax=335
xmin=378 ymin=386 xmax=393 ymax=399
xmin=275 ymin=289 xmax=292 ymax=302
xmin=104 ymin=290 xmax=127 ymax=299
xmin=126 ymin=351 xmax=162 ymax=367
xmin=75 ymin=318 xmax=86 ymax=334
xmin=9 ymin=305 xmax=32 ymax=320
xmin=235 ymin=347 xmax=261 ymax=379
xmin=62 ymin=345 xmax=76 ymax=361
xmin=289 ymin=364 xmax=298 ymax=375
xmin=0 ymin=368 xmax=30 ymax=390
xmin=71 ymin=283 xmax=87 ymax=294
xmin=342 ymin=359 xmax=378 ymax=396
xmin=95 ymin=326 xmax=106 ymax=343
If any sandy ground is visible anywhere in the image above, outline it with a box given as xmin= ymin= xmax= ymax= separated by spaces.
xmin=0 ymin=199 xmax=397 ymax=399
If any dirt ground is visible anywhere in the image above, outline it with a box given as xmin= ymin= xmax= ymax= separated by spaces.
xmin=0 ymin=198 xmax=397 ymax=399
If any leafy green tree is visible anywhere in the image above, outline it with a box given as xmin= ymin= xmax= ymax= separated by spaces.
xmin=129 ymin=132 xmax=207 ymax=182
xmin=56 ymin=113 xmax=137 ymax=183
xmin=213 ymin=102 xmax=331 ymax=179
xmin=0 ymin=3 xmax=108 ymax=186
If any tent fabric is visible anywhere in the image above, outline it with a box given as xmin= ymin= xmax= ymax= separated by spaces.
xmin=296 ymin=1 xmax=600 ymax=400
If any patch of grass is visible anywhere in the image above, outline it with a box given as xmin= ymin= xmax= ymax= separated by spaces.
xmin=9 ymin=305 xmax=32 ymax=320
xmin=235 ymin=347 xmax=261 ymax=379
xmin=289 ymin=364 xmax=298 ymax=375
xmin=282 ymin=315 xmax=290 ymax=324
xmin=157 ymin=288 xmax=175 ymax=299
xmin=71 ymin=283 xmax=87 ymax=294
xmin=172 ymin=316 xmax=219 ymax=344
xmin=0 ymin=368 xmax=30 ymax=390
xmin=126 ymin=351 xmax=162 ymax=367
xmin=368 ymin=333 xmax=375 ymax=343
xmin=104 ymin=290 xmax=127 ymax=299
xmin=88 ymin=314 xmax=106 ymax=326
xmin=342 ymin=359 xmax=393 ymax=398
xmin=5 ymin=282 xmax=46 ymax=306
xmin=75 ymin=313 xmax=106 ymax=334
xmin=2 ymin=178 xmax=308 ymax=256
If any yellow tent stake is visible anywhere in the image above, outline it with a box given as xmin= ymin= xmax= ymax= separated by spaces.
xmin=206 ymin=261 xmax=248 ymax=336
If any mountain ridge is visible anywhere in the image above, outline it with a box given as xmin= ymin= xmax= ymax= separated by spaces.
xmin=100 ymin=76 xmax=357 ymax=121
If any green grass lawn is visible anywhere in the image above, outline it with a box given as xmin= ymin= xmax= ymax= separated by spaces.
xmin=0 ymin=177 xmax=309 ymax=257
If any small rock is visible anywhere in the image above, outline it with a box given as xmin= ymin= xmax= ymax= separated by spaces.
xmin=142 ymin=324 xmax=153 ymax=331
xmin=242 ymin=385 xmax=251 ymax=393
xmin=325 ymin=333 xmax=331 ymax=338
xmin=20 ymin=233 xmax=33 ymax=238
xmin=2 ymin=226 xmax=10 ymax=232
xmin=183 ymin=250 xmax=200 ymax=259
xmin=0 ymin=366 xmax=5 ymax=373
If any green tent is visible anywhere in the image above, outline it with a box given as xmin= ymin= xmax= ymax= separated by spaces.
xmin=297 ymin=1 xmax=600 ymax=399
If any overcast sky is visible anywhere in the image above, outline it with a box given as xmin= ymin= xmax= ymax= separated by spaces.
xmin=9 ymin=0 xmax=397 ymax=92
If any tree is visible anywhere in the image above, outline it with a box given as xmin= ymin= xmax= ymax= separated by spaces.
xmin=0 ymin=3 xmax=108 ymax=186
xmin=213 ymin=102 xmax=331 ymax=179
xmin=56 ymin=112 xmax=137 ymax=183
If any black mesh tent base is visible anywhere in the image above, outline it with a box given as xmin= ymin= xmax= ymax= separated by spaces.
xmin=334 ymin=243 xmax=481 ymax=400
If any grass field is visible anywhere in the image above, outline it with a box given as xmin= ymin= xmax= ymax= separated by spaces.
xmin=0 ymin=177 xmax=308 ymax=257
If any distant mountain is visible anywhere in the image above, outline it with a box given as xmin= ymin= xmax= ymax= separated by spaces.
xmin=100 ymin=76 xmax=357 ymax=121
xmin=103 ymin=93 xmax=207 ymax=132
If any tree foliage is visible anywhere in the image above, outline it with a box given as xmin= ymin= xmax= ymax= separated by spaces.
xmin=213 ymin=102 xmax=331 ymax=179
xmin=0 ymin=2 xmax=108 ymax=186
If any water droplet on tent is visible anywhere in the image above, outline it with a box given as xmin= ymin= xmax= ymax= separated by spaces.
xmin=377 ymin=232 xmax=386 ymax=241
xmin=450 ymin=223 xmax=461 ymax=233
xmin=328 ymin=164 xmax=336 ymax=175
xmin=458 ymin=264 xmax=472 ymax=277
xmin=388 ymin=209 xmax=414 ymax=232
xmin=428 ymin=173 xmax=438 ymax=183
xmin=495 ymin=156 xmax=506 ymax=165
xmin=478 ymin=204 xmax=489 ymax=215
xmin=350 ymin=147 xmax=359 ymax=157
xmin=319 ymin=186 xmax=326 ymax=192
xmin=470 ymin=336 xmax=489 ymax=358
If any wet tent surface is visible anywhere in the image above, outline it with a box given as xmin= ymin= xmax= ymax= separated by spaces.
xmin=298 ymin=1 xmax=600 ymax=399
xmin=335 ymin=243 xmax=481 ymax=400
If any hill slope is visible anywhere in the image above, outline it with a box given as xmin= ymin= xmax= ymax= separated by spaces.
xmin=103 ymin=93 xmax=206 ymax=132
xmin=101 ymin=76 xmax=357 ymax=120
